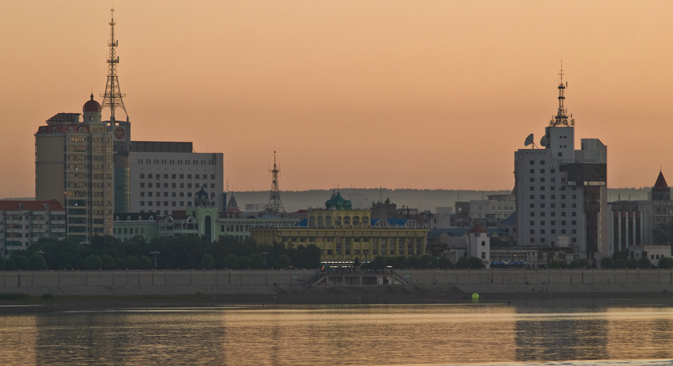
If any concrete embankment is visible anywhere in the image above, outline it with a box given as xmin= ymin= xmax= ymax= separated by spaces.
xmin=1 ymin=269 xmax=673 ymax=297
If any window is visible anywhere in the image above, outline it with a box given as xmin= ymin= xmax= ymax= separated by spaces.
xmin=148 ymin=192 xmax=153 ymax=197
xmin=172 ymin=192 xmax=176 ymax=197
xmin=572 ymin=221 xmax=577 ymax=225
xmin=210 ymin=184 xmax=215 ymax=189
xmin=140 ymin=183 xmax=145 ymax=188
xmin=180 ymin=174 xmax=184 ymax=179
xmin=140 ymin=201 xmax=145 ymax=206
xmin=561 ymin=229 xmax=566 ymax=234
xmin=163 ymin=192 xmax=168 ymax=197
xmin=140 ymin=174 xmax=145 ymax=178
xmin=572 ymin=238 xmax=577 ymax=243
xmin=530 ymin=160 xmax=535 ymax=165
xmin=540 ymin=203 xmax=545 ymax=208
xmin=571 ymin=212 xmax=576 ymax=217
xmin=572 ymin=195 xmax=577 ymax=199
xmin=195 ymin=174 xmax=200 ymax=179
xmin=530 ymin=230 xmax=535 ymax=234
xmin=180 ymin=183 xmax=184 ymax=188
xmin=530 ymin=221 xmax=535 ymax=225
xmin=550 ymin=186 xmax=555 ymax=191
xmin=551 ymin=195 xmax=556 ymax=200
xmin=530 ymin=187 xmax=535 ymax=191
xmin=530 ymin=212 xmax=535 ymax=217
xmin=561 ymin=221 xmax=566 ymax=225
xmin=164 ymin=174 xmax=168 ymax=179
xmin=140 ymin=192 xmax=145 ymax=197
xmin=558 ymin=152 xmax=562 ymax=157
xmin=187 ymin=183 xmax=192 ymax=188
xmin=551 ymin=229 xmax=556 ymax=234
xmin=561 ymin=212 xmax=566 ymax=217
xmin=540 ymin=212 xmax=545 ymax=217
xmin=551 ymin=177 xmax=556 ymax=182
xmin=188 ymin=193 xmax=192 ymax=197
xmin=540 ymin=221 xmax=546 ymax=225
xmin=530 ymin=238 xmax=535 ymax=243
xmin=540 ymin=178 xmax=545 ymax=182
xmin=148 ymin=174 xmax=153 ymax=178
xmin=540 ymin=186 xmax=545 ymax=191
xmin=540 ymin=160 xmax=545 ymax=165
xmin=172 ymin=183 xmax=176 ymax=188
xmin=561 ymin=203 xmax=566 ymax=208
xmin=148 ymin=183 xmax=153 ymax=188
xmin=211 ymin=174 xmax=215 ymax=179
xmin=551 ymin=169 xmax=556 ymax=173
xmin=530 ymin=178 xmax=535 ymax=183
xmin=172 ymin=174 xmax=176 ymax=179
xmin=530 ymin=195 xmax=535 ymax=199
xmin=530 ymin=203 xmax=535 ymax=208
xmin=561 ymin=195 xmax=566 ymax=199
xmin=540 ymin=229 xmax=545 ymax=234
xmin=540 ymin=195 xmax=545 ymax=199
xmin=187 ymin=174 xmax=192 ymax=179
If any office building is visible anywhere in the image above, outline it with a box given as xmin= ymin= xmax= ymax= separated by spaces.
xmin=0 ymin=201 xmax=66 ymax=254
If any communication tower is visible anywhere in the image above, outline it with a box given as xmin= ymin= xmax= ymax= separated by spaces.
xmin=101 ymin=8 xmax=129 ymax=123
xmin=549 ymin=61 xmax=575 ymax=128
xmin=265 ymin=151 xmax=286 ymax=215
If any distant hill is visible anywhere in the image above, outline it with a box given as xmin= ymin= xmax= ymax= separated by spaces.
xmin=231 ymin=187 xmax=652 ymax=213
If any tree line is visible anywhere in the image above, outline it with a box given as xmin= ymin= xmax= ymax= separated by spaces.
xmin=0 ymin=235 xmax=321 ymax=271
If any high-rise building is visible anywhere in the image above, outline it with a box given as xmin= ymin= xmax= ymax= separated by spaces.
xmin=0 ymin=201 xmax=66 ymax=254
xmin=514 ymin=69 xmax=608 ymax=261
xmin=35 ymin=96 xmax=115 ymax=242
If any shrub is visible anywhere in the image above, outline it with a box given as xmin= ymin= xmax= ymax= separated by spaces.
xmin=615 ymin=259 xmax=627 ymax=269
xmin=638 ymin=257 xmax=652 ymax=269
xmin=468 ymin=257 xmax=483 ymax=269
xmin=126 ymin=256 xmax=139 ymax=270
xmin=579 ymin=259 xmax=591 ymax=269
xmin=0 ymin=293 xmax=30 ymax=301
xmin=13 ymin=255 xmax=28 ymax=270
xmin=29 ymin=254 xmax=47 ymax=270
xmin=249 ymin=253 xmax=265 ymax=269
xmin=101 ymin=255 xmax=115 ymax=270
xmin=569 ymin=260 xmax=581 ymax=269
xmin=84 ymin=255 xmax=102 ymax=270
xmin=4 ymin=258 xmax=17 ymax=270
xmin=455 ymin=257 xmax=470 ymax=269
xmin=115 ymin=258 xmax=127 ymax=270
xmin=41 ymin=293 xmax=54 ymax=301
xmin=139 ymin=256 xmax=152 ymax=269
xmin=274 ymin=254 xmax=292 ymax=269
xmin=238 ymin=256 xmax=251 ymax=269
xmin=201 ymin=254 xmax=215 ymax=269
xmin=626 ymin=259 xmax=638 ymax=269
xmin=600 ymin=257 xmax=615 ymax=269
xmin=658 ymin=256 xmax=673 ymax=269
xmin=223 ymin=254 xmax=239 ymax=269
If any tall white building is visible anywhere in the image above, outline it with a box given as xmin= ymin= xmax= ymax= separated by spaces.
xmin=127 ymin=141 xmax=224 ymax=215
xmin=515 ymin=71 xmax=608 ymax=262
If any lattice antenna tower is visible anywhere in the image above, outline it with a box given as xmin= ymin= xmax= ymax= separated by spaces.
xmin=265 ymin=151 xmax=286 ymax=215
xmin=549 ymin=61 xmax=575 ymax=127
xmin=101 ymin=8 xmax=129 ymax=124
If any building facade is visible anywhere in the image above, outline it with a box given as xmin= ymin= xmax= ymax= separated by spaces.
xmin=128 ymin=141 xmax=224 ymax=215
xmin=250 ymin=193 xmax=428 ymax=265
xmin=35 ymin=96 xmax=115 ymax=242
xmin=0 ymin=201 xmax=66 ymax=254
xmin=515 ymin=75 xmax=608 ymax=261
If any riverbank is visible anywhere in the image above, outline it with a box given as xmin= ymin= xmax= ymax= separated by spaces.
xmin=3 ymin=284 xmax=673 ymax=314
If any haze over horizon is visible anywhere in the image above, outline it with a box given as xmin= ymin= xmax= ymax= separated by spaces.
xmin=2 ymin=1 xmax=672 ymax=198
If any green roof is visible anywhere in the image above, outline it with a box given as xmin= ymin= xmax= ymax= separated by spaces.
xmin=325 ymin=192 xmax=352 ymax=210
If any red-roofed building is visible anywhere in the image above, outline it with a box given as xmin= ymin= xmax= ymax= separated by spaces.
xmin=0 ymin=200 xmax=66 ymax=254
xmin=652 ymin=172 xmax=670 ymax=201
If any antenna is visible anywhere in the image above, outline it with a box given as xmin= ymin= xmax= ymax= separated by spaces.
xmin=264 ymin=151 xmax=286 ymax=215
xmin=549 ymin=61 xmax=573 ymax=128
xmin=101 ymin=8 xmax=129 ymax=123
xmin=524 ymin=133 xmax=536 ymax=149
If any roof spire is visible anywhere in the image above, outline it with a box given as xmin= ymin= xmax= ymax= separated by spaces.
xmin=265 ymin=151 xmax=286 ymax=215
xmin=101 ymin=8 xmax=129 ymax=124
xmin=549 ymin=61 xmax=574 ymax=127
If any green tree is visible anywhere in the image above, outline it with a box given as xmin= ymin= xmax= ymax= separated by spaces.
xmin=238 ymin=256 xmax=251 ymax=269
xmin=569 ymin=260 xmax=581 ymax=269
xmin=638 ymin=257 xmax=652 ymax=269
xmin=84 ymin=255 xmax=102 ymax=270
xmin=548 ymin=260 xmax=560 ymax=269
xmin=201 ymin=254 xmax=215 ymax=269
xmin=455 ymin=256 xmax=470 ymax=269
xmin=600 ymin=257 xmax=615 ymax=269
xmin=0 ymin=257 xmax=4 ymax=270
xmin=653 ymin=221 xmax=673 ymax=248
xmin=437 ymin=257 xmax=451 ymax=269
xmin=223 ymin=254 xmax=239 ymax=269
xmin=138 ymin=256 xmax=152 ymax=269
xmin=115 ymin=258 xmax=127 ymax=269
xmin=4 ymin=258 xmax=16 ymax=270
xmin=249 ymin=253 xmax=265 ymax=269
xmin=126 ymin=256 xmax=139 ymax=270
xmin=579 ymin=259 xmax=591 ymax=269
xmin=101 ymin=255 xmax=115 ymax=269
xmin=13 ymin=255 xmax=28 ymax=270
xmin=468 ymin=257 xmax=483 ymax=269
xmin=612 ymin=248 xmax=630 ymax=262
xmin=28 ymin=254 xmax=47 ymax=270
xmin=353 ymin=257 xmax=361 ymax=268
xmin=615 ymin=259 xmax=627 ymax=269
xmin=274 ymin=254 xmax=292 ymax=269
xmin=658 ymin=256 xmax=673 ymax=269
xmin=626 ymin=258 xmax=638 ymax=269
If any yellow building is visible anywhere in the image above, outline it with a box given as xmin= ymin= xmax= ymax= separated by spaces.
xmin=35 ymin=95 xmax=115 ymax=242
xmin=250 ymin=192 xmax=428 ymax=265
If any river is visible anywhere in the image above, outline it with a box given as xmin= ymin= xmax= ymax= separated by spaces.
xmin=2 ymin=303 xmax=673 ymax=365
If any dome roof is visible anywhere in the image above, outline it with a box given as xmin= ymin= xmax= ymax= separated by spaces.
xmin=195 ymin=188 xmax=209 ymax=200
xmin=325 ymin=192 xmax=352 ymax=210
xmin=83 ymin=93 xmax=101 ymax=113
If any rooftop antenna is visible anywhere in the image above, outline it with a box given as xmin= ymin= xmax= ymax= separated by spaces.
xmin=265 ymin=151 xmax=285 ymax=215
xmin=524 ymin=133 xmax=537 ymax=149
xmin=549 ymin=61 xmax=574 ymax=128
xmin=101 ymin=8 xmax=129 ymax=124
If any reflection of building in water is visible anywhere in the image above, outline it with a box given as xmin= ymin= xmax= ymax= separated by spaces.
xmin=34 ymin=312 xmax=226 ymax=364
xmin=514 ymin=312 xmax=609 ymax=362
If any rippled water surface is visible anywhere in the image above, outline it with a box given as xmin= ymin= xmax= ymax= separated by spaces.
xmin=2 ymin=304 xmax=673 ymax=365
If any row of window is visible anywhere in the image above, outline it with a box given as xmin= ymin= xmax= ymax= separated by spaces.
xmin=114 ymin=227 xmax=146 ymax=235
xmin=529 ymin=220 xmax=577 ymax=226
xmin=140 ymin=201 xmax=193 ymax=207
xmin=530 ymin=237 xmax=577 ymax=244
xmin=529 ymin=186 xmax=573 ymax=191
xmin=530 ymin=177 xmax=565 ymax=183
xmin=529 ymin=194 xmax=577 ymax=200
xmin=138 ymin=159 xmax=215 ymax=165
xmin=530 ymin=203 xmax=577 ymax=209
xmin=139 ymin=183 xmax=215 ymax=189
xmin=530 ymin=229 xmax=576 ymax=235
xmin=140 ymin=173 xmax=216 ymax=180
xmin=141 ymin=191 xmax=216 ymax=199
xmin=530 ymin=211 xmax=577 ymax=217
xmin=529 ymin=169 xmax=557 ymax=174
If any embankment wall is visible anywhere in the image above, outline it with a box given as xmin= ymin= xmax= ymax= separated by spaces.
xmin=1 ymin=269 xmax=673 ymax=296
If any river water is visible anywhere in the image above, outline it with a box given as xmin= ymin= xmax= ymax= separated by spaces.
xmin=2 ymin=303 xmax=673 ymax=365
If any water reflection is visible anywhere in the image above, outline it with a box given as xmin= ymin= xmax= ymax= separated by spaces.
xmin=2 ymin=305 xmax=673 ymax=365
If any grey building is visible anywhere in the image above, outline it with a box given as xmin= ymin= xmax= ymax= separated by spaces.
xmin=515 ymin=75 xmax=608 ymax=261
xmin=128 ymin=141 xmax=224 ymax=215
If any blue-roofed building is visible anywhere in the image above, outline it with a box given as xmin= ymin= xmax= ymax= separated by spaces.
xmin=251 ymin=192 xmax=429 ymax=265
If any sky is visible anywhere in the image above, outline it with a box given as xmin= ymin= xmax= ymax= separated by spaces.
xmin=1 ymin=1 xmax=672 ymax=197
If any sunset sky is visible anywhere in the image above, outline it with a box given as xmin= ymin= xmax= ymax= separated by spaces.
xmin=1 ymin=1 xmax=672 ymax=197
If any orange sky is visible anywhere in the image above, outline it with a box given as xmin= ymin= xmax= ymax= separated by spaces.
xmin=1 ymin=1 xmax=672 ymax=197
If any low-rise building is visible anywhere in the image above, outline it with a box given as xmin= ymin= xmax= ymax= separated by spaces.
xmin=250 ymin=192 xmax=429 ymax=265
xmin=0 ymin=200 xmax=66 ymax=255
